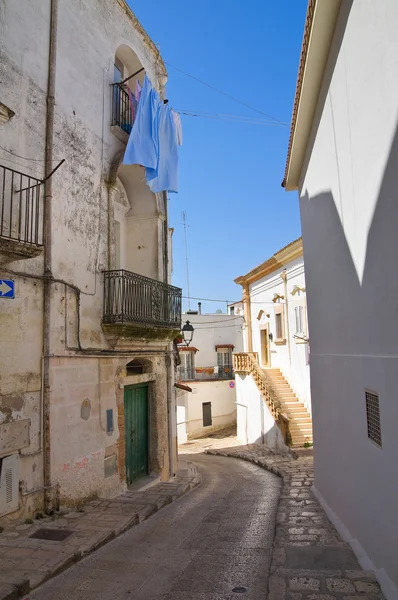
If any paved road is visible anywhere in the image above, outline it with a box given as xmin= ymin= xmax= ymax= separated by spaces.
xmin=30 ymin=454 xmax=281 ymax=600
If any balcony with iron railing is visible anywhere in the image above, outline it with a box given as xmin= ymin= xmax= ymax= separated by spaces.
xmin=111 ymin=83 xmax=135 ymax=143
xmin=0 ymin=164 xmax=44 ymax=261
xmin=177 ymin=365 xmax=235 ymax=382
xmin=102 ymin=269 xmax=182 ymax=339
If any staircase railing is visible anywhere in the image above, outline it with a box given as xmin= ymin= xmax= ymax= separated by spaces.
xmin=233 ymin=352 xmax=281 ymax=420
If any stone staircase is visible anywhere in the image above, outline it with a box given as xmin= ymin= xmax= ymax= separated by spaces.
xmin=265 ymin=368 xmax=313 ymax=448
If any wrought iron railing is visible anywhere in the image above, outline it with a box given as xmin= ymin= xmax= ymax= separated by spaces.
xmin=111 ymin=83 xmax=134 ymax=135
xmin=0 ymin=164 xmax=44 ymax=246
xmin=177 ymin=365 xmax=235 ymax=381
xmin=103 ymin=269 xmax=182 ymax=329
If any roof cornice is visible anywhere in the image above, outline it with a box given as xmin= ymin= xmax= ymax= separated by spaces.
xmin=282 ymin=0 xmax=342 ymax=191
xmin=235 ymin=238 xmax=303 ymax=286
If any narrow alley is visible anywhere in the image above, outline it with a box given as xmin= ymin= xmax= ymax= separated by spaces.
xmin=29 ymin=454 xmax=281 ymax=600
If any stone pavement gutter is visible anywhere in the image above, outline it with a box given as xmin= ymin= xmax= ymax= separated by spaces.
xmin=0 ymin=466 xmax=200 ymax=600
xmin=206 ymin=445 xmax=386 ymax=600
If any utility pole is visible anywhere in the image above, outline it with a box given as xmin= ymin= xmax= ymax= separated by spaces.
xmin=181 ymin=211 xmax=191 ymax=310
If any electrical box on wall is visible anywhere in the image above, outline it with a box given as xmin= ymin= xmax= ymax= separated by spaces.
xmin=0 ymin=454 xmax=19 ymax=516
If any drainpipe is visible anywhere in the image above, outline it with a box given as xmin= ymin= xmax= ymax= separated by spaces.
xmin=280 ymin=269 xmax=291 ymax=365
xmin=43 ymin=0 xmax=58 ymax=514
xmin=162 ymin=191 xmax=176 ymax=477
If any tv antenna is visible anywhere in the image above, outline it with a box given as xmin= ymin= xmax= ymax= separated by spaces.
xmin=181 ymin=211 xmax=191 ymax=310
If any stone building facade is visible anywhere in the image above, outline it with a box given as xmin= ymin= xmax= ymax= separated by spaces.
xmin=0 ymin=0 xmax=181 ymax=519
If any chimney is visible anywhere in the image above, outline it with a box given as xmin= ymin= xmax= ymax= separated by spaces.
xmin=198 ymin=302 xmax=202 ymax=315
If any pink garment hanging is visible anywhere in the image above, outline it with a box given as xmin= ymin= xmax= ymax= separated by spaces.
xmin=135 ymin=80 xmax=142 ymax=103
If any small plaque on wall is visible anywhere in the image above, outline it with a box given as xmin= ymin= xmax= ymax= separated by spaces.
xmin=81 ymin=398 xmax=91 ymax=421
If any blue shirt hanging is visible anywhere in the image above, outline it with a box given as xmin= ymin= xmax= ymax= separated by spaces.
xmin=147 ymin=102 xmax=178 ymax=194
xmin=123 ymin=75 xmax=159 ymax=170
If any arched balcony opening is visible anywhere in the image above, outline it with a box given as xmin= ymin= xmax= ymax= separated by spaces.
xmin=111 ymin=45 xmax=145 ymax=138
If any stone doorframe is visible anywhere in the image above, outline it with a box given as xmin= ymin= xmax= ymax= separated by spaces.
xmin=116 ymin=369 xmax=169 ymax=483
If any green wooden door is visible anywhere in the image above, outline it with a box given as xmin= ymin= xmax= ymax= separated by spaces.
xmin=124 ymin=384 xmax=149 ymax=483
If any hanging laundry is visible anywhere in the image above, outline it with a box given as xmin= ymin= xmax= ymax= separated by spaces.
xmin=126 ymin=87 xmax=136 ymax=123
xmin=172 ymin=110 xmax=183 ymax=146
xmin=123 ymin=76 xmax=159 ymax=170
xmin=135 ymin=79 xmax=142 ymax=104
xmin=147 ymin=102 xmax=178 ymax=194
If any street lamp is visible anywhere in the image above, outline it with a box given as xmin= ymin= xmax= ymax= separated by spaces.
xmin=181 ymin=320 xmax=194 ymax=346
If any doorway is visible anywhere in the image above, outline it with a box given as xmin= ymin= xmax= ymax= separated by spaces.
xmin=260 ymin=327 xmax=270 ymax=367
xmin=124 ymin=384 xmax=149 ymax=483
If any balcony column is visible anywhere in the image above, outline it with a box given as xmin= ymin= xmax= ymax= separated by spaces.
xmin=242 ymin=284 xmax=253 ymax=352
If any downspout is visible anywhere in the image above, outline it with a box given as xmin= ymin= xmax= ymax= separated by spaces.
xmin=43 ymin=0 xmax=58 ymax=513
xmin=281 ymin=269 xmax=291 ymax=365
xmin=163 ymin=191 xmax=175 ymax=478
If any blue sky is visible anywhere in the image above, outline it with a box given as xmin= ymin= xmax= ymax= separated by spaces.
xmin=131 ymin=0 xmax=307 ymax=313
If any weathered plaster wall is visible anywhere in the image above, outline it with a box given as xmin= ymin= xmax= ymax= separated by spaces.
xmin=0 ymin=0 xmax=173 ymax=517
xmin=51 ymin=352 xmax=171 ymax=506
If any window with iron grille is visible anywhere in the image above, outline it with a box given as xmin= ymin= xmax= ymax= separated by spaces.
xmin=365 ymin=390 xmax=382 ymax=447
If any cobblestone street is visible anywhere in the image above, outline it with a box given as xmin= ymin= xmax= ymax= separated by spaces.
xmin=0 ymin=431 xmax=387 ymax=599
xmin=206 ymin=443 xmax=385 ymax=600
xmin=29 ymin=453 xmax=281 ymax=600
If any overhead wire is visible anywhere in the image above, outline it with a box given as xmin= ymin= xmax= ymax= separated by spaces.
xmin=175 ymin=110 xmax=286 ymax=127
xmin=0 ymin=143 xmax=62 ymax=162
xmin=182 ymin=295 xmax=285 ymax=305
xmin=165 ymin=61 xmax=289 ymax=127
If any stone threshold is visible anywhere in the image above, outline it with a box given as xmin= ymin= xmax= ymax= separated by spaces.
xmin=0 ymin=467 xmax=200 ymax=600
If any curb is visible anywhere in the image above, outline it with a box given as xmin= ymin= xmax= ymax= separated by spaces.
xmin=205 ymin=448 xmax=289 ymax=480
xmin=3 ymin=474 xmax=201 ymax=600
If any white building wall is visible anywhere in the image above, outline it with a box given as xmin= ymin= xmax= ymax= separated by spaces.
xmin=236 ymin=374 xmax=285 ymax=449
xmin=248 ymin=257 xmax=311 ymax=412
xmin=183 ymin=381 xmax=236 ymax=440
xmin=298 ymin=1 xmax=398 ymax=596
xmin=183 ymin=313 xmax=244 ymax=367
xmin=177 ymin=313 xmax=243 ymax=443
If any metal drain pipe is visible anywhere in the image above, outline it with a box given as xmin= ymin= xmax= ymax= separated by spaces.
xmin=43 ymin=0 xmax=58 ymax=513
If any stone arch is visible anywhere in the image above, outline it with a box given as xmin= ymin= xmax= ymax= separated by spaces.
xmin=126 ymin=358 xmax=153 ymax=375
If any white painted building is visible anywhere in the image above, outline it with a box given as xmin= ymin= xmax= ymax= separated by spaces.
xmin=234 ymin=238 xmax=312 ymax=449
xmin=283 ymin=1 xmax=398 ymax=598
xmin=176 ymin=310 xmax=244 ymax=443
xmin=0 ymin=0 xmax=181 ymax=520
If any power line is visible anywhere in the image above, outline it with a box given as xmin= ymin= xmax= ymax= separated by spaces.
xmin=182 ymin=295 xmax=284 ymax=305
xmin=165 ymin=61 xmax=289 ymax=127
xmin=0 ymin=144 xmax=62 ymax=162
xmin=176 ymin=110 xmax=286 ymax=127
xmin=182 ymin=316 xmax=243 ymax=324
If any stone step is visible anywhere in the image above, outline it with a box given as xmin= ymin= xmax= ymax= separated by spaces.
xmin=290 ymin=425 xmax=313 ymax=433
xmin=287 ymin=414 xmax=312 ymax=421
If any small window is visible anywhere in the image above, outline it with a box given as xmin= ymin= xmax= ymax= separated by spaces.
xmin=126 ymin=360 xmax=145 ymax=375
xmin=365 ymin=390 xmax=382 ymax=447
xmin=202 ymin=402 xmax=212 ymax=427
xmin=294 ymin=305 xmax=304 ymax=335
xmin=181 ymin=352 xmax=195 ymax=379
xmin=217 ymin=349 xmax=232 ymax=366
xmin=275 ymin=313 xmax=283 ymax=339
xmin=106 ymin=409 xmax=114 ymax=434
